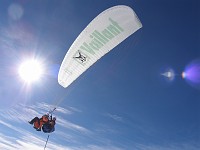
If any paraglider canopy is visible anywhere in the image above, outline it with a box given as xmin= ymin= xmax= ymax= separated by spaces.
xmin=58 ymin=5 xmax=142 ymax=88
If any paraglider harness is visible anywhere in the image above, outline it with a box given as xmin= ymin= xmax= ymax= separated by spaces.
xmin=44 ymin=108 xmax=56 ymax=150
xmin=42 ymin=108 xmax=56 ymax=133
xmin=42 ymin=114 xmax=56 ymax=133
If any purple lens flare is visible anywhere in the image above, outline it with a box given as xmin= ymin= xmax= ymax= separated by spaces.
xmin=182 ymin=59 xmax=200 ymax=88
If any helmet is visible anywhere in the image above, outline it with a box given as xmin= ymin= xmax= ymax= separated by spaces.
xmin=53 ymin=117 xmax=56 ymax=121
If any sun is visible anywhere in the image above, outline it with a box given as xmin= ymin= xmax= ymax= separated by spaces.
xmin=18 ymin=59 xmax=44 ymax=83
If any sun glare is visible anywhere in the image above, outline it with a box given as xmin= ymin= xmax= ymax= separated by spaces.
xmin=18 ymin=60 xmax=44 ymax=83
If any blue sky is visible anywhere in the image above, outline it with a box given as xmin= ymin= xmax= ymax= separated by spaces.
xmin=0 ymin=0 xmax=199 ymax=150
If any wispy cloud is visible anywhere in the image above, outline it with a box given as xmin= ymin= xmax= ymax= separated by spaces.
xmin=0 ymin=102 xmax=89 ymax=134
xmin=0 ymin=102 xmax=94 ymax=149
xmin=0 ymin=119 xmax=27 ymax=134
xmin=29 ymin=102 xmax=74 ymax=115
xmin=0 ymin=131 xmax=73 ymax=150
xmin=104 ymin=113 xmax=123 ymax=122
xmin=57 ymin=117 xmax=91 ymax=134
xmin=0 ymin=133 xmax=18 ymax=150
xmin=0 ymin=127 xmax=124 ymax=150
xmin=1 ymin=103 xmax=198 ymax=150
xmin=0 ymin=102 xmax=77 ymax=123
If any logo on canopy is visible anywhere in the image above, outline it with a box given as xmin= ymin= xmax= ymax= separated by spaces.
xmin=73 ymin=50 xmax=89 ymax=65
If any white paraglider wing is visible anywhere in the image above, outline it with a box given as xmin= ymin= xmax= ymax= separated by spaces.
xmin=58 ymin=5 xmax=142 ymax=88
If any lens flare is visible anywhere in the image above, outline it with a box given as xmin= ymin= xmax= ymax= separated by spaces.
xmin=161 ymin=68 xmax=175 ymax=81
xmin=183 ymin=59 xmax=200 ymax=88
xmin=181 ymin=72 xmax=186 ymax=78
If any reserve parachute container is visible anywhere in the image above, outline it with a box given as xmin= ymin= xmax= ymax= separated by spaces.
xmin=58 ymin=5 xmax=142 ymax=88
